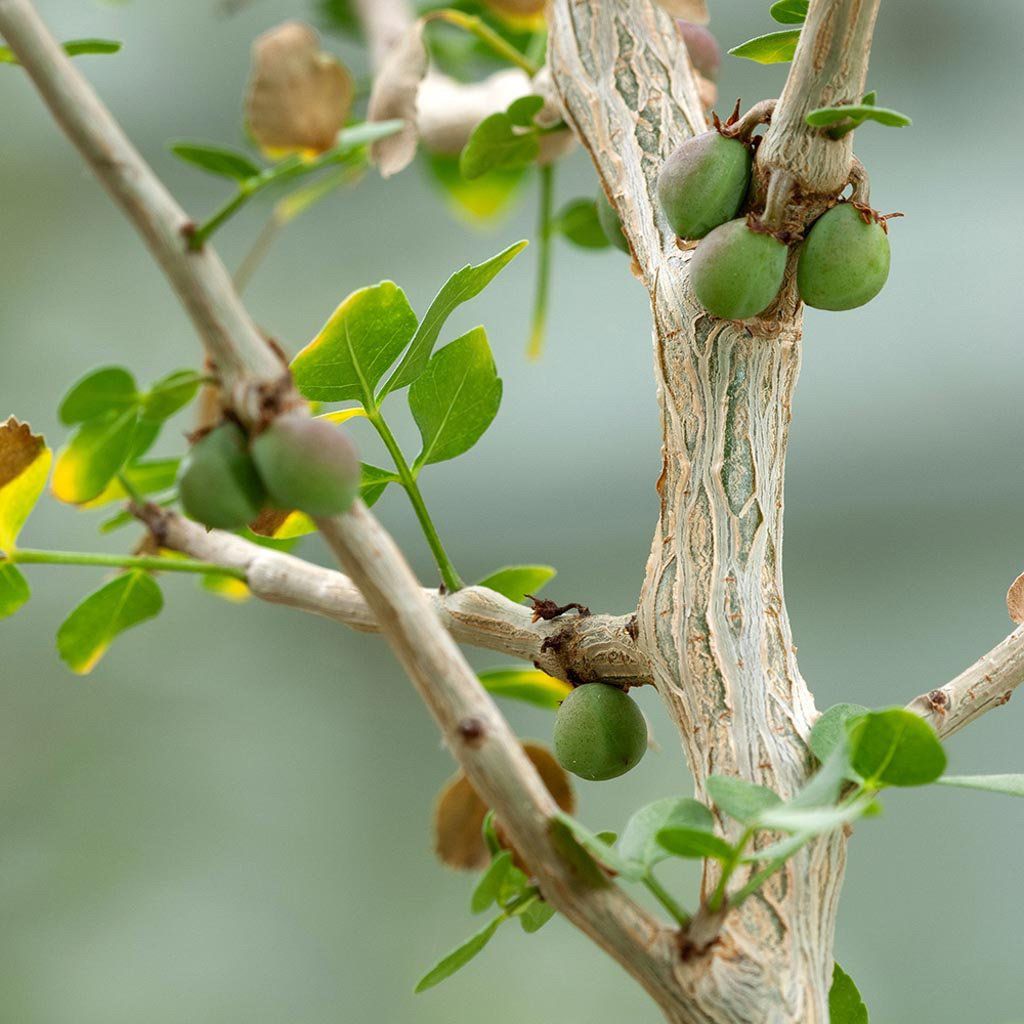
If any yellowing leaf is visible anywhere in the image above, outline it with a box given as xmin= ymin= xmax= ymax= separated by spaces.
xmin=52 ymin=409 xmax=138 ymax=505
xmin=202 ymin=573 xmax=252 ymax=602
xmin=57 ymin=570 xmax=163 ymax=675
xmin=477 ymin=667 xmax=571 ymax=710
xmin=0 ymin=417 xmax=52 ymax=554
xmin=317 ymin=407 xmax=367 ymax=426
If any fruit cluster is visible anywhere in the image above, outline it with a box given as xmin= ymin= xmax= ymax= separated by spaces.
xmin=177 ymin=413 xmax=359 ymax=530
xmin=655 ymin=120 xmax=892 ymax=320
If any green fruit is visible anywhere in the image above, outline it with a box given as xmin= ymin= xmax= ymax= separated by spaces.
xmin=252 ymin=412 xmax=359 ymax=517
xmin=797 ymin=203 xmax=891 ymax=311
xmin=177 ymin=422 xmax=266 ymax=530
xmin=553 ymin=684 xmax=647 ymax=781
xmin=690 ymin=218 xmax=788 ymax=320
xmin=657 ymin=131 xmax=752 ymax=239
xmin=596 ymin=189 xmax=629 ymax=253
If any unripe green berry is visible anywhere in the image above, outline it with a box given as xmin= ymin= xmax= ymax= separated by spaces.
xmin=177 ymin=422 xmax=266 ymax=530
xmin=553 ymin=683 xmax=647 ymax=782
xmin=797 ymin=202 xmax=891 ymax=311
xmin=596 ymin=189 xmax=630 ymax=253
xmin=690 ymin=218 xmax=788 ymax=320
xmin=252 ymin=413 xmax=359 ymax=517
xmin=657 ymin=131 xmax=752 ymax=240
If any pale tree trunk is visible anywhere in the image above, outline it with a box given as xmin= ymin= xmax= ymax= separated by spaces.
xmin=550 ymin=1 xmax=878 ymax=1019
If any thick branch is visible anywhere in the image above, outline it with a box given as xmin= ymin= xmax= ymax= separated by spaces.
xmin=0 ymin=0 xmax=288 ymax=422
xmin=1 ymin=0 xmax=685 ymax=1009
xmin=907 ymin=626 xmax=1024 ymax=740
xmin=136 ymin=505 xmax=650 ymax=687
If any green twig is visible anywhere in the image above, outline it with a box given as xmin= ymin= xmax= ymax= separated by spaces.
xmin=527 ymin=163 xmax=555 ymax=361
xmin=643 ymin=873 xmax=691 ymax=927
xmin=366 ymin=408 xmax=464 ymax=592
xmin=424 ymin=9 xmax=540 ymax=76
xmin=10 ymin=548 xmax=245 ymax=580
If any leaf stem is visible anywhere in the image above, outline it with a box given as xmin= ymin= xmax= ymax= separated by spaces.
xmin=188 ymin=185 xmax=253 ymax=250
xmin=365 ymin=408 xmax=464 ymax=592
xmin=10 ymin=548 xmax=245 ymax=579
xmin=424 ymin=9 xmax=540 ymax=76
xmin=642 ymin=872 xmax=691 ymax=927
xmin=527 ymin=163 xmax=555 ymax=361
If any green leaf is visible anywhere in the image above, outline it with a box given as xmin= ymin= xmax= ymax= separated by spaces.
xmin=51 ymin=409 xmax=139 ymax=504
xmin=757 ymin=793 xmax=876 ymax=836
xmin=809 ymin=703 xmax=869 ymax=763
xmin=409 ymin=327 xmax=502 ymax=468
xmin=425 ymin=153 xmax=525 ymax=224
xmin=482 ymin=810 xmax=501 ymax=858
xmin=59 ymin=367 xmax=138 ymax=425
xmin=415 ymin=915 xmax=504 ymax=993
xmin=728 ymin=29 xmax=801 ymax=64
xmin=169 ymin=141 xmax=262 ymax=181
xmin=0 ymin=38 xmax=121 ymax=64
xmin=0 ymin=562 xmax=30 ymax=619
xmin=497 ymin=861 xmax=529 ymax=907
xmin=935 ymin=774 xmax=1024 ymax=797
xmin=359 ymin=463 xmax=397 ymax=507
xmin=847 ymin=708 xmax=947 ymax=788
xmin=291 ymin=281 xmax=419 ymax=405
xmin=459 ymin=99 xmax=543 ymax=180
xmin=791 ymin=741 xmax=854 ymax=809
xmin=476 ymin=564 xmax=555 ymax=604
xmin=141 ymin=370 xmax=203 ymax=421
xmin=805 ymin=104 xmax=911 ymax=130
xmin=0 ymin=418 xmax=52 ymax=554
xmin=861 ymin=90 xmax=877 ymax=106
xmin=506 ymin=95 xmax=545 ymax=127
xmin=656 ymin=825 xmax=734 ymax=862
xmin=707 ymin=775 xmax=781 ymax=825
xmin=769 ymin=0 xmax=808 ymax=24
xmin=82 ymin=457 xmax=181 ymax=509
xmin=830 ymin=963 xmax=869 ymax=1024
xmin=555 ymin=199 xmax=611 ymax=250
xmin=471 ymin=851 xmax=512 ymax=913
xmin=477 ymin=667 xmax=571 ymax=711
xmin=619 ymin=797 xmax=715 ymax=869
xmin=57 ymin=570 xmax=163 ymax=675
xmin=519 ymin=898 xmax=555 ymax=934
xmin=552 ymin=811 xmax=645 ymax=881
xmin=380 ymin=241 xmax=527 ymax=397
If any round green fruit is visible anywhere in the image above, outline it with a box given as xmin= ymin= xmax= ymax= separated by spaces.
xmin=596 ymin=189 xmax=629 ymax=253
xmin=553 ymin=684 xmax=647 ymax=782
xmin=657 ymin=131 xmax=752 ymax=240
xmin=252 ymin=413 xmax=360 ymax=517
xmin=797 ymin=202 xmax=891 ymax=311
xmin=177 ymin=422 xmax=266 ymax=530
xmin=690 ymin=218 xmax=788 ymax=320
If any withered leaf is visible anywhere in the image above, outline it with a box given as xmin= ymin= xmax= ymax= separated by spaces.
xmin=433 ymin=742 xmax=575 ymax=871
xmin=1008 ymin=571 xmax=1024 ymax=624
xmin=246 ymin=21 xmax=353 ymax=157
xmin=366 ymin=20 xmax=428 ymax=177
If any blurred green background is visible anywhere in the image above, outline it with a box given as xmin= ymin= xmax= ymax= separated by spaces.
xmin=2 ymin=1 xmax=1022 ymax=1021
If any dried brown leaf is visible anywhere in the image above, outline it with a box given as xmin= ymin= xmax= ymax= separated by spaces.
xmin=246 ymin=21 xmax=352 ymax=157
xmin=433 ymin=742 xmax=575 ymax=871
xmin=1008 ymin=571 xmax=1024 ymax=624
xmin=367 ymin=20 xmax=428 ymax=177
xmin=0 ymin=416 xmax=45 ymax=491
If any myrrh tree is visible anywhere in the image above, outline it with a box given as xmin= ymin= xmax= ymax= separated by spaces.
xmin=1 ymin=0 xmax=1022 ymax=1021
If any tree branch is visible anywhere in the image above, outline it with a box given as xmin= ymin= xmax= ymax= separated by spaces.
xmin=135 ymin=504 xmax=650 ymax=688
xmin=0 ymin=0 xmax=288 ymax=423
xmin=907 ymin=625 xmax=1024 ymax=740
xmin=0 ymin=0 xmax=687 ymax=1012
